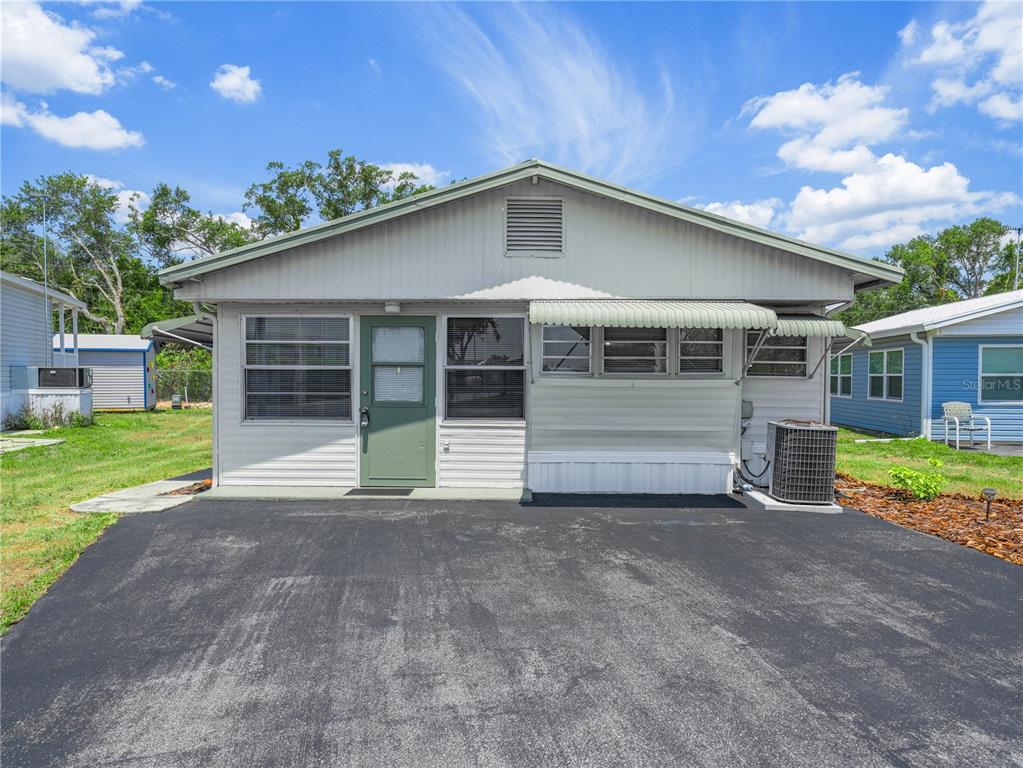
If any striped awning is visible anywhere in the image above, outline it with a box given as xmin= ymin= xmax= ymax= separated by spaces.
xmin=529 ymin=300 xmax=777 ymax=329
xmin=772 ymin=315 xmax=847 ymax=338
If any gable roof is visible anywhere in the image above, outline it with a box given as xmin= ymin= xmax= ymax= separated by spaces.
xmin=54 ymin=333 xmax=152 ymax=352
xmin=854 ymin=289 xmax=1023 ymax=339
xmin=2 ymin=270 xmax=86 ymax=309
xmin=159 ymin=159 xmax=903 ymax=288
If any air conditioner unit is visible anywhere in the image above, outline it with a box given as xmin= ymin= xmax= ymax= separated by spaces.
xmin=766 ymin=420 xmax=837 ymax=505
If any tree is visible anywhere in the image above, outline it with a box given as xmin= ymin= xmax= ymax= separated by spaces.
xmin=244 ymin=149 xmax=433 ymax=237
xmin=129 ymin=183 xmax=254 ymax=268
xmin=985 ymin=229 xmax=1022 ymax=295
xmin=935 ymin=217 xmax=1008 ymax=298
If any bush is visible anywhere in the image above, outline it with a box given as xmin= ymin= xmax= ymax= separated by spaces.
xmin=3 ymin=405 xmax=43 ymax=431
xmin=68 ymin=411 xmax=93 ymax=428
xmin=2 ymin=403 xmax=92 ymax=431
xmin=889 ymin=458 xmax=947 ymax=500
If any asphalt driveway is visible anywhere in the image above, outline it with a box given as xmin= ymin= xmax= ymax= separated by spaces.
xmin=3 ymin=496 xmax=1022 ymax=768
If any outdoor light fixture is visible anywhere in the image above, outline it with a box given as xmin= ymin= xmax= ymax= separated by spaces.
xmin=982 ymin=488 xmax=996 ymax=522
xmin=384 ymin=302 xmax=401 ymax=313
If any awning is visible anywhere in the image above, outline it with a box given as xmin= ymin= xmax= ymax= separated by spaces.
xmin=772 ymin=315 xmax=846 ymax=338
xmin=140 ymin=315 xmax=213 ymax=348
xmin=529 ymin=300 xmax=777 ymax=329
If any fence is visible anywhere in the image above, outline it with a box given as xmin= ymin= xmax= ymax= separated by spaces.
xmin=155 ymin=369 xmax=213 ymax=405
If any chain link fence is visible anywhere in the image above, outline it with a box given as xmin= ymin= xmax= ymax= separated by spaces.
xmin=155 ymin=369 xmax=213 ymax=406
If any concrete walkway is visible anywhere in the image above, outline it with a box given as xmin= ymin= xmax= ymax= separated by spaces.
xmin=204 ymin=485 xmax=530 ymax=502
xmin=70 ymin=480 xmax=199 ymax=514
xmin=0 ymin=437 xmax=63 ymax=454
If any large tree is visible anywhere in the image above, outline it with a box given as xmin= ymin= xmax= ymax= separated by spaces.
xmin=244 ymin=150 xmax=434 ymax=237
xmin=935 ymin=217 xmax=1008 ymax=299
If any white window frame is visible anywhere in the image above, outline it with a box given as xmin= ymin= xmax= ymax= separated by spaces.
xmin=443 ymin=315 xmax=527 ymax=421
xmin=978 ymin=344 xmax=1023 ymax=405
xmin=678 ymin=328 xmax=725 ymax=376
xmin=745 ymin=332 xmax=809 ymax=378
xmin=867 ymin=347 xmax=904 ymax=402
xmin=242 ymin=314 xmax=353 ymax=423
xmin=540 ymin=325 xmax=592 ymax=375
xmin=830 ymin=353 xmax=853 ymax=398
xmin=600 ymin=326 xmax=670 ymax=376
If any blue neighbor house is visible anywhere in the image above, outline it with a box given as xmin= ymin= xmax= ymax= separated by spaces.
xmin=829 ymin=290 xmax=1023 ymax=444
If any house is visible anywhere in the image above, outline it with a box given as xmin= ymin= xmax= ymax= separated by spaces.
xmin=55 ymin=335 xmax=156 ymax=411
xmin=829 ymin=290 xmax=1023 ymax=442
xmin=1 ymin=270 xmax=92 ymax=424
xmin=830 ymin=290 xmax=1023 ymax=442
xmin=159 ymin=159 xmax=902 ymax=493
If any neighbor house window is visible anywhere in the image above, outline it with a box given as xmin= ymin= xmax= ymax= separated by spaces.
xmin=541 ymin=326 xmax=591 ymax=373
xmin=830 ymin=353 xmax=852 ymax=397
xmin=445 ymin=317 xmax=525 ymax=419
xmin=244 ymin=316 xmax=351 ymax=420
xmin=602 ymin=327 xmax=668 ymax=373
xmin=980 ymin=345 xmax=1023 ymax=403
xmin=868 ymin=348 xmax=903 ymax=401
xmin=679 ymin=328 xmax=723 ymax=373
xmin=746 ymin=333 xmax=808 ymax=377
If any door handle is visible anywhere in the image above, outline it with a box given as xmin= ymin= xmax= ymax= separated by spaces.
xmin=360 ymin=407 xmax=370 ymax=428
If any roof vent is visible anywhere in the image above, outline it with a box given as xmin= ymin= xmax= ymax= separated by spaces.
xmin=506 ymin=198 xmax=563 ymax=257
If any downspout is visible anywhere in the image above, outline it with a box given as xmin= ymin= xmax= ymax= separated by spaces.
xmin=192 ymin=302 xmax=219 ymax=486
xmin=910 ymin=331 xmax=930 ymax=439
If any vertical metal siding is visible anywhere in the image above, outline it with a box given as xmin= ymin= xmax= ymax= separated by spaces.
xmin=1 ymin=283 xmax=51 ymax=401
xmin=929 ymin=336 xmax=1023 ymax=443
xmin=190 ymin=179 xmax=853 ymax=303
xmin=828 ymin=341 xmax=923 ymax=436
xmin=78 ymin=350 xmax=147 ymax=410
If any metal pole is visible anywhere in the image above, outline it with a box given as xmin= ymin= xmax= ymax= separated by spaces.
xmin=42 ymin=194 xmax=50 ymax=365
xmin=1014 ymin=226 xmax=1021 ymax=291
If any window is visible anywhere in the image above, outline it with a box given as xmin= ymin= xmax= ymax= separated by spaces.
xmin=244 ymin=316 xmax=351 ymax=420
xmin=868 ymin=349 xmax=903 ymax=401
xmin=542 ymin=326 xmax=591 ymax=373
xmin=830 ymin=353 xmax=852 ymax=397
xmin=679 ymin=328 xmax=723 ymax=373
xmin=445 ymin=317 xmax=525 ymax=419
xmin=602 ymin=327 xmax=668 ymax=373
xmin=746 ymin=333 xmax=807 ymax=377
xmin=980 ymin=346 xmax=1023 ymax=403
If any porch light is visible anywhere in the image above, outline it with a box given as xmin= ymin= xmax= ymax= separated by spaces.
xmin=982 ymin=488 xmax=996 ymax=522
xmin=384 ymin=302 xmax=401 ymax=313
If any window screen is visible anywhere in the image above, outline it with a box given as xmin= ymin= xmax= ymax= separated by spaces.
xmin=746 ymin=333 xmax=807 ymax=377
xmin=542 ymin=326 xmax=591 ymax=373
xmin=445 ymin=318 xmax=525 ymax=419
xmin=679 ymin=328 xmax=723 ymax=373
xmin=602 ymin=327 xmax=668 ymax=373
xmin=244 ymin=316 xmax=351 ymax=419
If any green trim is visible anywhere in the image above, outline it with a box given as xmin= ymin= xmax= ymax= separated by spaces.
xmin=359 ymin=316 xmax=436 ymax=488
xmin=159 ymin=159 xmax=903 ymax=286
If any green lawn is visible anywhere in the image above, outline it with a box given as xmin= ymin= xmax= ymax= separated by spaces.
xmin=835 ymin=427 xmax=1023 ymax=500
xmin=1 ymin=408 xmax=212 ymax=633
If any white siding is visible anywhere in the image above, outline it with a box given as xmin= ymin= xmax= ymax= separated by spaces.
xmin=183 ymin=179 xmax=854 ymax=304
xmin=528 ymin=454 xmax=734 ymax=494
xmin=937 ymin=306 xmax=1023 ymax=336
xmin=215 ymin=304 xmax=357 ymax=486
xmin=79 ymin=350 xmax=148 ymax=410
xmin=437 ymin=423 xmax=526 ymax=488
xmin=1 ymin=283 xmax=51 ymax=400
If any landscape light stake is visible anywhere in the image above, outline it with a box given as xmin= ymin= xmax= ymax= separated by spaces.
xmin=982 ymin=488 xmax=996 ymax=522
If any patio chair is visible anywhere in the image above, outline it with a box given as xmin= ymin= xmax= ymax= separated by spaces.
xmin=941 ymin=402 xmax=991 ymax=450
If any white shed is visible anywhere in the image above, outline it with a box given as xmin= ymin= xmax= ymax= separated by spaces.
xmin=56 ymin=335 xmax=156 ymax=411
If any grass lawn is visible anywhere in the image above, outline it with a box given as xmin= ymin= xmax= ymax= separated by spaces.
xmin=836 ymin=428 xmax=1023 ymax=500
xmin=1 ymin=408 xmax=211 ymax=633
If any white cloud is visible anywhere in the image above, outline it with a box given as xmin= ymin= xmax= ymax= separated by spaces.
xmin=743 ymin=73 xmax=907 ymax=172
xmin=92 ymin=0 xmax=144 ymax=19
xmin=694 ymin=198 xmax=782 ymax=229
xmin=367 ymin=59 xmax=381 ymax=77
xmin=86 ymin=175 xmax=149 ymax=223
xmin=377 ymin=162 xmax=449 ymax=188
xmin=415 ymin=4 xmax=679 ymax=183
xmin=217 ymin=211 xmax=252 ymax=229
xmin=0 ymin=1 xmax=122 ymax=95
xmin=898 ymin=19 xmax=918 ymax=46
xmin=3 ymin=94 xmax=144 ymax=149
xmin=912 ymin=2 xmax=1022 ymax=125
xmin=152 ymin=74 xmax=176 ymax=90
xmin=210 ymin=64 xmax=261 ymax=103
xmin=786 ymin=154 xmax=1018 ymax=250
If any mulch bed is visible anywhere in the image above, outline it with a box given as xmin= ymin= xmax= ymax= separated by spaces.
xmin=835 ymin=473 xmax=1023 ymax=566
xmin=164 ymin=479 xmax=212 ymax=496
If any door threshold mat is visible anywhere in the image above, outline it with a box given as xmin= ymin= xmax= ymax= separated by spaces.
xmin=345 ymin=488 xmax=414 ymax=496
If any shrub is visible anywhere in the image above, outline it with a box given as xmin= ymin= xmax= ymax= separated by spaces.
xmin=3 ymin=405 xmax=43 ymax=432
xmin=889 ymin=458 xmax=947 ymax=500
xmin=3 ymin=403 xmax=93 ymax=431
xmin=68 ymin=411 xmax=93 ymax=428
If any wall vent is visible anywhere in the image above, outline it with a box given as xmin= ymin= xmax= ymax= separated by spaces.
xmin=505 ymin=198 xmax=563 ymax=256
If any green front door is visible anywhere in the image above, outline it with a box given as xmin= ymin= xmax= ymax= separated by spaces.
xmin=359 ymin=316 xmax=436 ymax=487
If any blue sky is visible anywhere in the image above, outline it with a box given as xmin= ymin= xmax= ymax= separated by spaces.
xmin=2 ymin=1 xmax=1021 ymax=256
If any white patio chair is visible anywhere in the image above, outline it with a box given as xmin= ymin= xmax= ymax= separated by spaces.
xmin=942 ymin=401 xmax=991 ymax=450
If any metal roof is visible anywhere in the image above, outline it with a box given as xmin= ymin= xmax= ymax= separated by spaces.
xmin=773 ymin=315 xmax=846 ymax=338
xmin=54 ymin=334 xmax=152 ymax=352
xmin=2 ymin=270 xmax=86 ymax=309
xmin=140 ymin=315 xmax=213 ymax=348
xmin=159 ymin=159 xmax=904 ymax=288
xmin=529 ymin=300 xmax=778 ymax=329
xmin=853 ymin=289 xmax=1023 ymax=339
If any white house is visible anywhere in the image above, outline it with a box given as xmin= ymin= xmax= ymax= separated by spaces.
xmin=159 ymin=160 xmax=902 ymax=494
xmin=1 ymin=271 xmax=92 ymax=424
xmin=55 ymin=335 xmax=156 ymax=411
